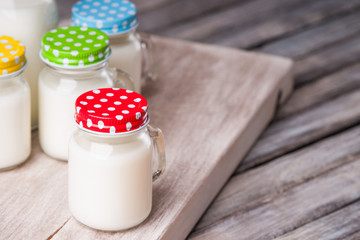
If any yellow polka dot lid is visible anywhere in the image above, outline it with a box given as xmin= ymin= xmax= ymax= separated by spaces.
xmin=0 ymin=36 xmax=26 ymax=76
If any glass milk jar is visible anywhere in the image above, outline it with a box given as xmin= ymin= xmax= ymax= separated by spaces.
xmin=72 ymin=0 xmax=156 ymax=93
xmin=69 ymin=88 xmax=166 ymax=231
xmin=0 ymin=36 xmax=31 ymax=170
xmin=0 ymin=0 xmax=58 ymax=128
xmin=39 ymin=26 xmax=134 ymax=161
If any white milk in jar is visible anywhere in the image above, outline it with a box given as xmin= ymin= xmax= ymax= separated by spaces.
xmin=0 ymin=0 xmax=58 ymax=127
xmin=0 ymin=36 xmax=31 ymax=170
xmin=72 ymin=0 xmax=156 ymax=93
xmin=69 ymin=88 xmax=166 ymax=231
xmin=39 ymin=26 xmax=134 ymax=161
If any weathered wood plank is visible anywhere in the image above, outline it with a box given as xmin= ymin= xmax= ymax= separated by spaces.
xmin=158 ymin=0 xmax=309 ymax=41
xmin=238 ymin=88 xmax=360 ymax=172
xmin=193 ymin=124 xmax=360 ymax=231
xmin=132 ymin=0 xmax=177 ymax=13
xmin=275 ymin=201 xmax=360 ymax=240
xmin=137 ymin=0 xmax=244 ymax=32
xmin=189 ymin=156 xmax=360 ymax=240
xmin=58 ymin=0 xmax=76 ymax=20
xmin=295 ymin=33 xmax=360 ymax=86
xmin=0 ymin=132 xmax=70 ymax=240
xmin=342 ymin=231 xmax=360 ymax=240
xmin=277 ymin=62 xmax=360 ymax=120
xmin=211 ymin=0 xmax=360 ymax=49
xmin=260 ymin=10 xmax=360 ymax=58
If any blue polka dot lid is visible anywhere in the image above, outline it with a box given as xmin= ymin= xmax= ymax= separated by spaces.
xmin=72 ymin=0 xmax=138 ymax=35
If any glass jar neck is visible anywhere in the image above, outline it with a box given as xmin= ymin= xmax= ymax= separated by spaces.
xmin=0 ymin=68 xmax=25 ymax=81
xmin=108 ymin=28 xmax=137 ymax=42
xmin=78 ymin=125 xmax=148 ymax=143
xmin=45 ymin=61 xmax=108 ymax=77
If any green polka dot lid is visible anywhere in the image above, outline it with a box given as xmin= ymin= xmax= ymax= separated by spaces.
xmin=41 ymin=26 xmax=110 ymax=68
xmin=72 ymin=0 xmax=138 ymax=35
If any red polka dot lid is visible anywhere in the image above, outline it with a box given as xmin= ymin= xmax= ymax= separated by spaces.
xmin=75 ymin=88 xmax=148 ymax=134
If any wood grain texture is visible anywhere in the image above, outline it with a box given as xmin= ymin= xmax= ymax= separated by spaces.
xmin=294 ymin=33 xmax=360 ymax=86
xmin=277 ymin=62 xmax=360 ymax=120
xmin=136 ymin=0 xmax=243 ymax=32
xmin=132 ymin=0 xmax=177 ymax=12
xmin=0 ymin=132 xmax=70 ymax=240
xmin=260 ymin=10 xmax=360 ymax=58
xmin=57 ymin=0 xmax=76 ymax=20
xmin=238 ymin=88 xmax=360 ymax=172
xmin=0 ymin=37 xmax=292 ymax=239
xmin=276 ymin=201 xmax=360 ymax=240
xmin=193 ymin=125 xmax=360 ymax=231
xmin=189 ymin=156 xmax=360 ymax=239
xmin=210 ymin=0 xmax=360 ymax=49
xmin=342 ymin=231 xmax=360 ymax=240
xmin=158 ymin=0 xmax=309 ymax=41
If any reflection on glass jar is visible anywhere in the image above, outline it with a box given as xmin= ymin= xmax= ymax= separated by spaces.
xmin=0 ymin=0 xmax=58 ymax=128
xmin=72 ymin=0 xmax=157 ymax=93
xmin=38 ymin=26 xmax=134 ymax=161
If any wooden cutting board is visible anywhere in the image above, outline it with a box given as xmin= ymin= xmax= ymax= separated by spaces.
xmin=0 ymin=36 xmax=293 ymax=240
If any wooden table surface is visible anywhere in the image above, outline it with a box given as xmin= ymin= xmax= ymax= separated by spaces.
xmin=57 ymin=0 xmax=360 ymax=239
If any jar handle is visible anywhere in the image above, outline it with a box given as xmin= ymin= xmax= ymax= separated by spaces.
xmin=137 ymin=32 xmax=157 ymax=83
xmin=108 ymin=67 xmax=135 ymax=91
xmin=147 ymin=125 xmax=166 ymax=181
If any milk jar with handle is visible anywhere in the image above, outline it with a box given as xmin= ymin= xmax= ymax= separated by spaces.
xmin=39 ymin=26 xmax=135 ymax=161
xmin=69 ymin=88 xmax=166 ymax=231
xmin=71 ymin=0 xmax=157 ymax=93
xmin=0 ymin=36 xmax=31 ymax=170
xmin=0 ymin=0 xmax=58 ymax=128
